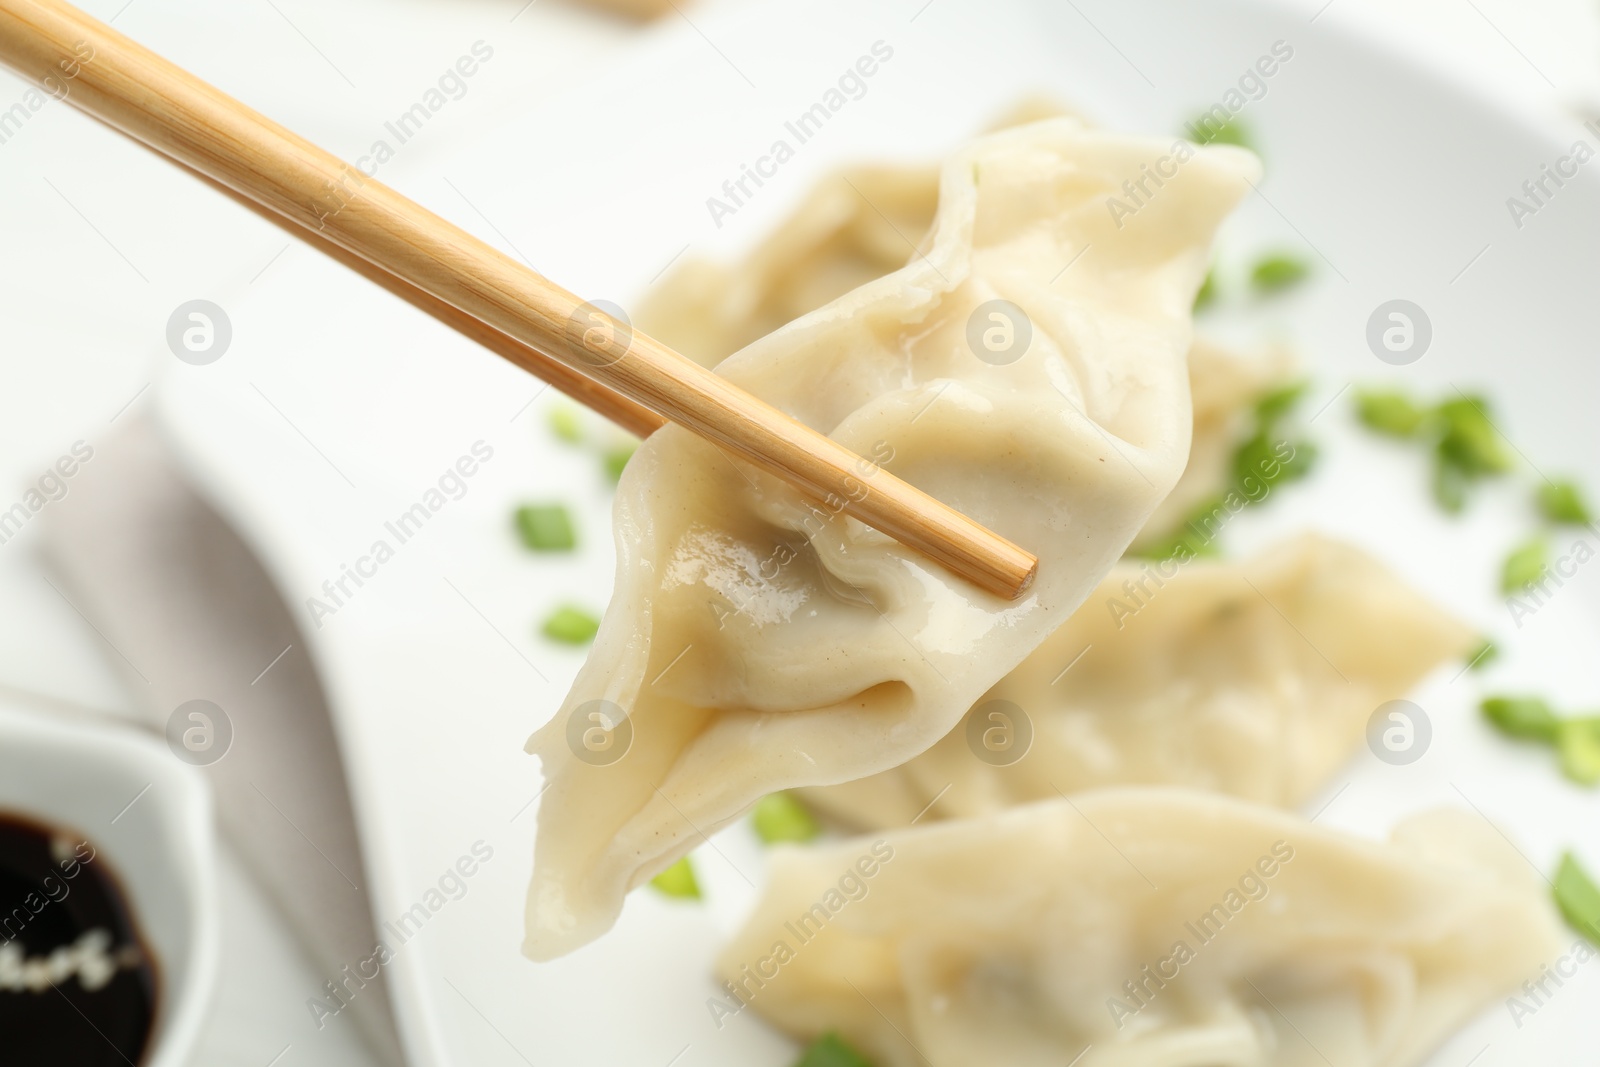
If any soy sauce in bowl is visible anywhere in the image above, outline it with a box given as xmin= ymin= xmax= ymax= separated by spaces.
xmin=0 ymin=811 xmax=157 ymax=1065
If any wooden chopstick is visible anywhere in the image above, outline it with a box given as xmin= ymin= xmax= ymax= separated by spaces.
xmin=0 ymin=0 xmax=1038 ymax=600
xmin=186 ymin=163 xmax=669 ymax=440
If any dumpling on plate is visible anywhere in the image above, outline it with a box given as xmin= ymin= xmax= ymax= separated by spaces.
xmin=800 ymin=534 xmax=1475 ymax=828
xmin=523 ymin=118 xmax=1259 ymax=959
xmin=715 ymin=790 xmax=1560 ymax=1067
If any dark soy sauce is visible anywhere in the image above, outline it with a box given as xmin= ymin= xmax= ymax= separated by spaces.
xmin=0 ymin=812 xmax=157 ymax=1066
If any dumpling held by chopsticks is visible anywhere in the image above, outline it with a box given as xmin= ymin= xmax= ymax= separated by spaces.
xmin=523 ymin=118 xmax=1259 ymax=959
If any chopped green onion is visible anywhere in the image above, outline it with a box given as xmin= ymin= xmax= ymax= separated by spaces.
xmin=1436 ymin=395 xmax=1513 ymax=476
xmin=1425 ymin=394 xmax=1512 ymax=515
xmin=753 ymin=792 xmax=821 ymax=845
xmin=1431 ymin=453 xmax=1470 ymax=514
xmin=603 ymin=441 xmax=638 ymax=483
xmin=1249 ymin=253 xmax=1310 ymax=294
xmin=1233 ymin=385 xmax=1316 ymax=488
xmin=1193 ymin=268 xmax=1217 ymax=313
xmin=1131 ymin=491 xmax=1231 ymax=561
xmin=1129 ymin=367 xmax=1316 ymax=561
xmin=1558 ymin=718 xmax=1600 ymax=786
xmin=541 ymin=604 xmax=600 ymax=645
xmin=1254 ymin=381 xmax=1310 ymax=424
xmin=793 ymin=1032 xmax=875 ymax=1067
xmin=1130 ymin=522 xmax=1223 ymax=563
xmin=548 ymin=403 xmax=584 ymax=444
xmin=1279 ymin=440 xmax=1318 ymax=481
xmin=515 ymin=504 xmax=576 ymax=552
xmin=1554 ymin=852 xmax=1600 ymax=944
xmin=1501 ymin=536 xmax=1548 ymax=594
xmin=1133 ymin=378 xmax=1316 ymax=560
xmin=1481 ymin=695 xmax=1562 ymax=744
xmin=1188 ymin=115 xmax=1253 ymax=150
xmin=1464 ymin=638 xmax=1498 ymax=672
xmin=1230 ymin=430 xmax=1279 ymax=488
xmin=1352 ymin=386 xmax=1517 ymax=515
xmin=1354 ymin=388 xmax=1428 ymax=437
xmin=1537 ymin=480 xmax=1593 ymax=525
xmin=1482 ymin=696 xmax=1600 ymax=787
xmin=649 ymin=856 xmax=701 ymax=900
xmin=1231 ymin=430 xmax=1315 ymax=492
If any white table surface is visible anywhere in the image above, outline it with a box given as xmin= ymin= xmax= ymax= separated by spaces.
xmin=1 ymin=0 xmax=1597 ymax=1063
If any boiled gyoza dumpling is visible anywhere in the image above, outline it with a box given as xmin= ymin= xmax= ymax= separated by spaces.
xmin=635 ymin=100 xmax=1076 ymax=367
xmin=800 ymin=534 xmax=1475 ymax=828
xmin=635 ymin=162 xmax=938 ymax=363
xmin=715 ymin=789 xmax=1560 ymax=1067
xmin=523 ymin=119 xmax=1259 ymax=959
xmin=639 ymin=156 xmax=1299 ymax=552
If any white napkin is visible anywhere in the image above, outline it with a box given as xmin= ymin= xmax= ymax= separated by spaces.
xmin=42 ymin=414 xmax=406 ymax=1066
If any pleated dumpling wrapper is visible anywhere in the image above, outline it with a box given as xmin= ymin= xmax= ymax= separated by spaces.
xmin=714 ymin=790 xmax=1561 ymax=1067
xmin=637 ymin=164 xmax=1299 ymax=554
xmin=634 ymin=98 xmax=1081 ymax=365
xmin=523 ymin=119 xmax=1260 ymax=959
xmin=801 ymin=533 xmax=1476 ymax=828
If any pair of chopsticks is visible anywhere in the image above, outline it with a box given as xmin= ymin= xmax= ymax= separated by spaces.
xmin=0 ymin=0 xmax=1038 ymax=600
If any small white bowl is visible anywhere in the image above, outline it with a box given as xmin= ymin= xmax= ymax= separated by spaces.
xmin=0 ymin=700 xmax=219 ymax=1067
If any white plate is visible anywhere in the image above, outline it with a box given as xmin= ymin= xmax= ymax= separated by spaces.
xmin=156 ymin=0 xmax=1600 ymax=1062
